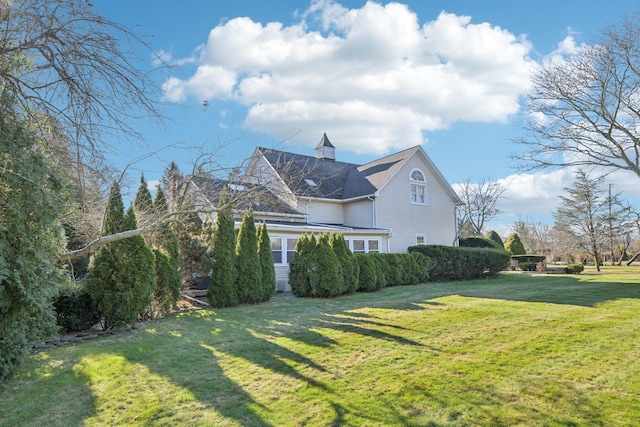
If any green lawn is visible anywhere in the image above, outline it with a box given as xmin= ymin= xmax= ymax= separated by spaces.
xmin=2 ymin=266 xmax=640 ymax=426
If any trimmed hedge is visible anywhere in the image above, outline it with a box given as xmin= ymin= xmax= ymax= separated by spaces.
xmin=565 ymin=264 xmax=584 ymax=274
xmin=408 ymin=245 xmax=510 ymax=280
xmin=459 ymin=236 xmax=503 ymax=250
xmin=511 ymin=255 xmax=546 ymax=272
xmin=291 ymin=233 xmax=431 ymax=297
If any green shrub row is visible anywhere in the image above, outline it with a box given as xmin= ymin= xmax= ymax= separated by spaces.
xmin=289 ymin=233 xmax=431 ymax=297
xmin=408 ymin=245 xmax=510 ymax=280
xmin=355 ymin=253 xmax=430 ymax=292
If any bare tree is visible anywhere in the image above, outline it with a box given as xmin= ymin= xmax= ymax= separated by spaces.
xmin=456 ymin=178 xmax=507 ymax=236
xmin=0 ymin=0 xmax=165 ymax=162
xmin=512 ymin=215 xmax=555 ymax=256
xmin=553 ymin=170 xmax=633 ymax=271
xmin=515 ymin=14 xmax=640 ymax=179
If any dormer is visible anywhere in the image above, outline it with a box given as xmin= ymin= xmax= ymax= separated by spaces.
xmin=315 ymin=132 xmax=335 ymax=160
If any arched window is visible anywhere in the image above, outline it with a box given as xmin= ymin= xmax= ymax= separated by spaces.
xmin=409 ymin=168 xmax=427 ymax=205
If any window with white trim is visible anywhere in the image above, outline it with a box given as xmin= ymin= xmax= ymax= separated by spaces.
xmin=410 ymin=169 xmax=427 ymax=205
xmin=286 ymin=238 xmax=297 ymax=264
xmin=416 ymin=234 xmax=426 ymax=245
xmin=271 ymin=237 xmax=283 ymax=264
xmin=347 ymin=238 xmax=381 ymax=254
xmin=271 ymin=237 xmax=298 ymax=265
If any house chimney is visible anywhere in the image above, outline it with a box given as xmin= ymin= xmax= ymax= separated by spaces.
xmin=315 ymin=132 xmax=335 ymax=160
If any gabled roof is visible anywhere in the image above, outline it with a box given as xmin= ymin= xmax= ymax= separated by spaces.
xmin=255 ymin=144 xmax=450 ymax=201
xmin=189 ymin=175 xmax=299 ymax=214
xmin=257 ymin=147 xmax=356 ymax=199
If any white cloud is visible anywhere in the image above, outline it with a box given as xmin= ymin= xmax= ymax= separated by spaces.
xmin=162 ymin=1 xmax=534 ymax=153
xmin=541 ymin=33 xmax=587 ymax=67
xmin=147 ymin=180 xmax=160 ymax=191
xmin=466 ymin=168 xmax=640 ymax=231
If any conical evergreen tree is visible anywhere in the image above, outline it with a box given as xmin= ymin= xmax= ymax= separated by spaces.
xmin=505 ymin=233 xmax=526 ymax=255
xmin=235 ymin=210 xmax=262 ymax=304
xmin=151 ymin=189 xmax=182 ymax=313
xmin=88 ymin=186 xmax=156 ymax=329
xmin=116 ymin=206 xmax=156 ymax=323
xmin=134 ymin=173 xmax=154 ymax=227
xmin=314 ymin=234 xmax=343 ymax=297
xmin=102 ymin=181 xmax=124 ymax=236
xmin=208 ymin=198 xmax=238 ymax=308
xmin=289 ymin=234 xmax=317 ymax=297
xmin=330 ymin=233 xmax=358 ymax=294
xmin=257 ymin=223 xmax=276 ymax=302
xmin=355 ymin=254 xmax=378 ymax=291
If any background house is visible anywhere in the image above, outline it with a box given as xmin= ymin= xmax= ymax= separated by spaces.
xmin=189 ymin=133 xmax=462 ymax=291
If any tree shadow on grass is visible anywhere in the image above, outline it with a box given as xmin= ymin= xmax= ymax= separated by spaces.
xmin=62 ymin=316 xmax=273 ymax=426
xmin=445 ymin=273 xmax=640 ymax=307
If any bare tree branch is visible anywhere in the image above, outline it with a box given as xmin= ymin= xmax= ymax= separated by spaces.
xmin=514 ymin=13 xmax=640 ymax=179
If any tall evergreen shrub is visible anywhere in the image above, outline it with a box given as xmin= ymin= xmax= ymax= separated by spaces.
xmin=208 ymin=203 xmax=238 ymax=307
xmin=355 ymin=254 xmax=378 ymax=291
xmin=235 ymin=210 xmax=262 ymax=304
xmin=257 ymin=223 xmax=276 ymax=302
xmin=313 ymin=234 xmax=343 ymax=297
xmin=0 ymin=95 xmax=67 ymax=379
xmin=289 ymin=234 xmax=317 ymax=297
xmin=151 ymin=189 xmax=181 ymax=312
xmin=87 ymin=186 xmax=156 ymax=329
xmin=505 ymin=233 xmax=526 ymax=255
xmin=330 ymin=233 xmax=358 ymax=294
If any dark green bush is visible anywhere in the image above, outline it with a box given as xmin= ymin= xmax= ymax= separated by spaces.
xmin=518 ymin=261 xmax=537 ymax=272
xmin=511 ymin=255 xmax=546 ymax=271
xmin=355 ymin=254 xmax=378 ymax=291
xmin=459 ymin=236 xmax=502 ymax=250
xmin=87 ymin=191 xmax=156 ymax=330
xmin=485 ymin=230 xmax=504 ymax=248
xmin=289 ymin=234 xmax=317 ymax=297
xmin=411 ymin=252 xmax=431 ymax=283
xmin=208 ymin=205 xmax=238 ymax=308
xmin=257 ymin=223 xmax=276 ymax=302
xmin=565 ymin=264 xmax=584 ymax=274
xmin=235 ymin=210 xmax=262 ymax=304
xmin=330 ymin=233 xmax=358 ymax=294
xmin=505 ymin=233 xmax=526 ymax=255
xmin=312 ymin=234 xmax=343 ymax=297
xmin=408 ymin=245 xmax=510 ymax=280
xmin=54 ymin=282 xmax=99 ymax=333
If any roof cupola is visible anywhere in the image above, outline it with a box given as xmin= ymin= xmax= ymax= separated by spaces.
xmin=315 ymin=132 xmax=335 ymax=160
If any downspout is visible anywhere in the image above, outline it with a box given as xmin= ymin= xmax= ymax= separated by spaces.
xmin=453 ymin=205 xmax=459 ymax=247
xmin=368 ymin=195 xmax=377 ymax=228
xmin=368 ymin=193 xmax=392 ymax=253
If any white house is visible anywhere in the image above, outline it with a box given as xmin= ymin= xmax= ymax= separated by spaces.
xmin=189 ymin=133 xmax=462 ymax=291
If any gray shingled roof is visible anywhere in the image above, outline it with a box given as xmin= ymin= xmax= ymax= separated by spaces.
xmin=190 ymin=175 xmax=299 ymax=214
xmin=257 ymin=145 xmax=417 ymax=200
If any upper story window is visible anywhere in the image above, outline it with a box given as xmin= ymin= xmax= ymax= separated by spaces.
xmin=409 ymin=168 xmax=427 ymax=205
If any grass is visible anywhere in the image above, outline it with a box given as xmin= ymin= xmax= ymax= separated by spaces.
xmin=2 ymin=266 xmax=640 ymax=426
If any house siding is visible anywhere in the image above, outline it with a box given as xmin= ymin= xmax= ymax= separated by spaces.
xmin=376 ymin=154 xmax=457 ymax=252
xmin=344 ymin=198 xmax=374 ymax=228
xmin=299 ymin=199 xmax=344 ymax=224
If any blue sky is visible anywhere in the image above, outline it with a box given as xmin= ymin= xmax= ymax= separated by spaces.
xmin=95 ymin=0 xmax=640 ymax=234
